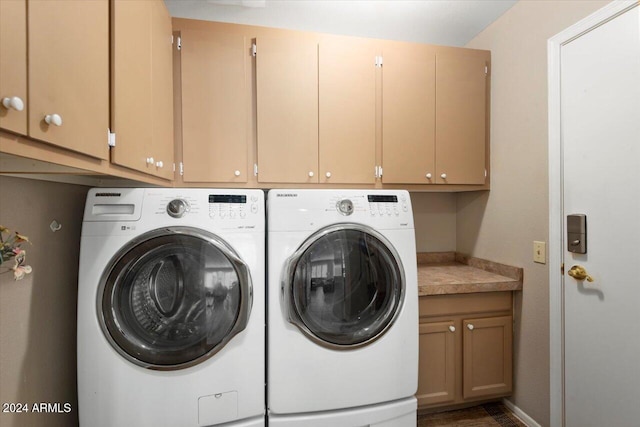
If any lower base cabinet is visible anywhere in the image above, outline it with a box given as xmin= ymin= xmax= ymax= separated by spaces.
xmin=417 ymin=292 xmax=513 ymax=409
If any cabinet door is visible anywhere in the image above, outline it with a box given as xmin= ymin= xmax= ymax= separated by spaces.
xmin=111 ymin=0 xmax=153 ymax=175
xmin=435 ymin=49 xmax=488 ymax=184
xmin=462 ymin=315 xmax=512 ymax=399
xmin=28 ymin=0 xmax=109 ymax=160
xmin=256 ymin=36 xmax=318 ymax=183
xmin=382 ymin=42 xmax=436 ymax=184
xmin=0 ymin=0 xmax=27 ymax=135
xmin=181 ymin=29 xmax=248 ymax=183
xmin=112 ymin=0 xmax=174 ymax=180
xmin=417 ymin=321 xmax=456 ymax=407
xmin=150 ymin=0 xmax=174 ymax=180
xmin=318 ymin=36 xmax=376 ymax=184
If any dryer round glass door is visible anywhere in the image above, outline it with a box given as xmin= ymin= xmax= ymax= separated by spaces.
xmin=98 ymin=227 xmax=252 ymax=370
xmin=284 ymin=224 xmax=405 ymax=348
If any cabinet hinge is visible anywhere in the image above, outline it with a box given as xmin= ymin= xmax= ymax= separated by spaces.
xmin=377 ymin=165 xmax=383 ymax=177
xmin=107 ymin=129 xmax=116 ymax=147
xmin=485 ymin=65 xmax=488 ymax=75
xmin=253 ymin=163 xmax=258 ymax=176
xmin=179 ymin=162 xmax=184 ymax=176
xmin=375 ymin=55 xmax=383 ymax=67
xmin=251 ymin=43 xmax=257 ymax=57
xmin=561 ymin=263 xmax=565 ymax=275
xmin=485 ymin=169 xmax=487 ymax=178
xmin=176 ymin=36 xmax=182 ymax=51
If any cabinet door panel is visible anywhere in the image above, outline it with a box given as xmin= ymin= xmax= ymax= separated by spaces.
xmin=463 ymin=316 xmax=512 ymax=399
xmin=0 ymin=0 xmax=27 ymax=135
xmin=319 ymin=37 xmax=376 ymax=184
xmin=150 ymin=0 xmax=174 ymax=180
xmin=256 ymin=36 xmax=318 ymax=183
xmin=181 ymin=30 xmax=248 ymax=183
xmin=382 ymin=42 xmax=436 ymax=184
xmin=28 ymin=0 xmax=109 ymax=160
xmin=417 ymin=321 xmax=456 ymax=406
xmin=435 ymin=50 xmax=487 ymax=184
xmin=111 ymin=0 xmax=153 ymax=174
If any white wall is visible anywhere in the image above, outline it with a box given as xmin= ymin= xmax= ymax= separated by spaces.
xmin=412 ymin=193 xmax=456 ymax=253
xmin=458 ymin=1 xmax=609 ymax=425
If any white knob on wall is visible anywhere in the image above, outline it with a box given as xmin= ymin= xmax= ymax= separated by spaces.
xmin=308 ymin=171 xmax=314 ymax=178
xmin=234 ymin=170 xmax=241 ymax=177
xmin=440 ymin=173 xmax=447 ymax=179
xmin=426 ymin=173 xmax=432 ymax=179
xmin=325 ymin=172 xmax=332 ymax=178
xmin=449 ymin=325 xmax=456 ymax=333
xmin=467 ymin=324 xmax=474 ymax=331
xmin=44 ymin=113 xmax=62 ymax=126
xmin=146 ymin=157 xmax=154 ymax=165
xmin=156 ymin=161 xmax=164 ymax=168
xmin=2 ymin=96 xmax=24 ymax=111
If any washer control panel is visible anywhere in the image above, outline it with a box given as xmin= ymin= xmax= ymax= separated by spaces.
xmin=208 ymin=194 xmax=260 ymax=219
xmin=367 ymin=194 xmax=409 ymax=217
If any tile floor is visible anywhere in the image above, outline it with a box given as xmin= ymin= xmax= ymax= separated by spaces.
xmin=417 ymin=403 xmax=526 ymax=427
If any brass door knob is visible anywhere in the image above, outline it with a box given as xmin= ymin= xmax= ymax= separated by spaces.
xmin=568 ymin=265 xmax=594 ymax=282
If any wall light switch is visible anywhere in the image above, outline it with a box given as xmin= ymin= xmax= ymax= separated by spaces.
xmin=533 ymin=241 xmax=546 ymax=264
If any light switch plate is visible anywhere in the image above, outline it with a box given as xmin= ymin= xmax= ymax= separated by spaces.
xmin=533 ymin=241 xmax=546 ymax=264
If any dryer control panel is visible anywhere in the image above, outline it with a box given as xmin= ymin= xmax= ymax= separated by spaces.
xmin=208 ymin=194 xmax=261 ymax=219
xmin=367 ymin=194 xmax=409 ymax=217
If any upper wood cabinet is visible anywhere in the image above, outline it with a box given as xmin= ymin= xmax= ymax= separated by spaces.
xmin=256 ymin=36 xmax=319 ymax=184
xmin=27 ymin=0 xmax=109 ymax=160
xmin=382 ymin=44 xmax=488 ymax=185
xmin=435 ymin=49 xmax=488 ymax=185
xmin=0 ymin=0 xmax=28 ymax=136
xmin=382 ymin=41 xmax=436 ymax=184
xmin=318 ymin=36 xmax=377 ymax=184
xmin=255 ymin=35 xmax=377 ymax=184
xmin=111 ymin=0 xmax=174 ymax=180
xmin=179 ymin=29 xmax=248 ymax=183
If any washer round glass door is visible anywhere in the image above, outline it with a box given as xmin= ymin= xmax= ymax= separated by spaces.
xmin=284 ymin=224 xmax=405 ymax=348
xmin=99 ymin=227 xmax=252 ymax=370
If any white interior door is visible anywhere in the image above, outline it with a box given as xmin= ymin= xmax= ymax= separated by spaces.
xmin=560 ymin=4 xmax=640 ymax=426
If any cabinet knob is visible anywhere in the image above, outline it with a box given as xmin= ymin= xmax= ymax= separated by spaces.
xmin=2 ymin=96 xmax=24 ymax=112
xmin=426 ymin=173 xmax=432 ymax=179
xmin=44 ymin=113 xmax=62 ymax=127
xmin=308 ymin=171 xmax=314 ymax=178
xmin=440 ymin=173 xmax=447 ymax=179
xmin=146 ymin=157 xmax=155 ymax=165
xmin=467 ymin=324 xmax=474 ymax=331
xmin=234 ymin=170 xmax=241 ymax=177
xmin=155 ymin=161 xmax=164 ymax=168
xmin=325 ymin=172 xmax=332 ymax=178
xmin=449 ymin=325 xmax=456 ymax=333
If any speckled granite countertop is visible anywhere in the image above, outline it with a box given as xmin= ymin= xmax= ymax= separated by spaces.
xmin=417 ymin=252 xmax=523 ymax=296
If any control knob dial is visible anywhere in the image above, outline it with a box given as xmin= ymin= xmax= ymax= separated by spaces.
xmin=167 ymin=199 xmax=189 ymax=218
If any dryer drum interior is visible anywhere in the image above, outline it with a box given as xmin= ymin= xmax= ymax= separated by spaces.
xmin=288 ymin=226 xmax=405 ymax=348
xmin=99 ymin=228 xmax=252 ymax=369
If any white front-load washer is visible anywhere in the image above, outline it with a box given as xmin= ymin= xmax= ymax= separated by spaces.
xmin=78 ymin=188 xmax=265 ymax=427
xmin=267 ymin=189 xmax=418 ymax=426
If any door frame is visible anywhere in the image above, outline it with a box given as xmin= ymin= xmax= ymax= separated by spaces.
xmin=547 ymin=1 xmax=638 ymax=425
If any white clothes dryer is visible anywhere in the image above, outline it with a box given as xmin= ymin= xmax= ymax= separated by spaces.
xmin=78 ymin=188 xmax=265 ymax=427
xmin=267 ymin=190 xmax=418 ymax=426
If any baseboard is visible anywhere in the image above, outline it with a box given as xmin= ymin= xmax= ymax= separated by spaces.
xmin=501 ymin=399 xmax=542 ymax=427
